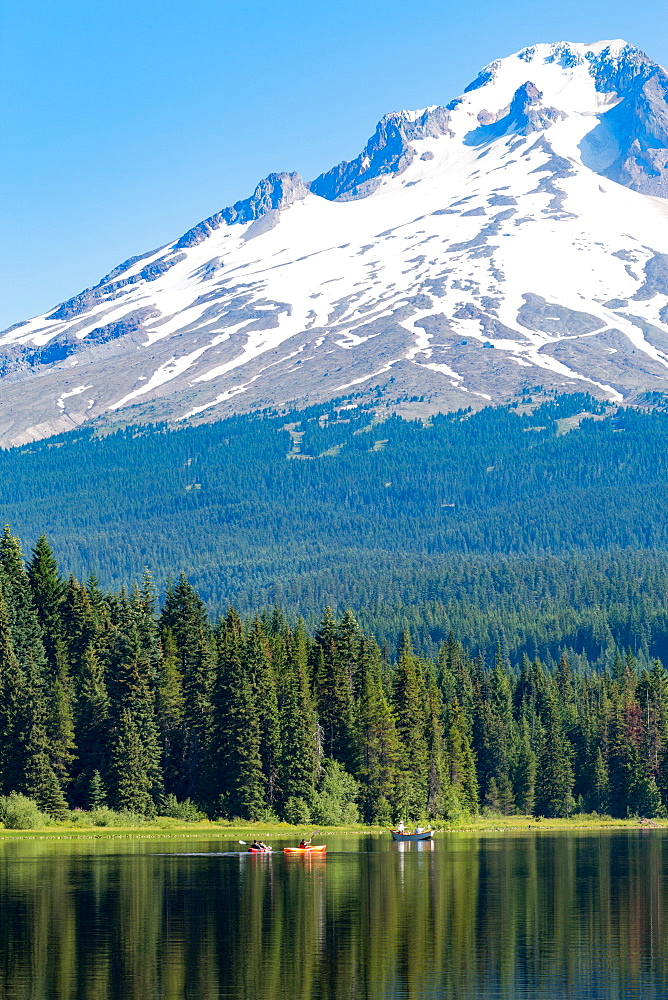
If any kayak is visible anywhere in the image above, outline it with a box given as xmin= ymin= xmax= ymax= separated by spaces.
xmin=247 ymin=847 xmax=272 ymax=853
xmin=283 ymin=845 xmax=327 ymax=854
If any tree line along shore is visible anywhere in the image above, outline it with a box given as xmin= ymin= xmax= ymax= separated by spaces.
xmin=0 ymin=526 xmax=667 ymax=829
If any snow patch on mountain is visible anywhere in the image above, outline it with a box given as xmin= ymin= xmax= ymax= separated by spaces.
xmin=2 ymin=40 xmax=668 ymax=446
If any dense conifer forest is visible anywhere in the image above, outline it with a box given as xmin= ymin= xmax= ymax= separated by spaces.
xmin=3 ymin=392 xmax=668 ymax=663
xmin=1 ymin=526 xmax=668 ymax=824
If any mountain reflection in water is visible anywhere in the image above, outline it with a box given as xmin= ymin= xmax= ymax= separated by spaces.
xmin=0 ymin=831 xmax=667 ymax=999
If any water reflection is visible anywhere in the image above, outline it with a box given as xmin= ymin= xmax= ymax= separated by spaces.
xmin=0 ymin=832 xmax=667 ymax=999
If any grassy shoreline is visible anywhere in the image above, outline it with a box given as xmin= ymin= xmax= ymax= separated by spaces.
xmin=2 ymin=815 xmax=667 ymax=839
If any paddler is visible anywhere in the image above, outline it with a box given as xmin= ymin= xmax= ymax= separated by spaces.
xmin=299 ymin=837 xmax=311 ymax=848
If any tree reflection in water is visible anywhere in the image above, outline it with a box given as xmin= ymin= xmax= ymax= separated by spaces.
xmin=0 ymin=832 xmax=667 ymax=999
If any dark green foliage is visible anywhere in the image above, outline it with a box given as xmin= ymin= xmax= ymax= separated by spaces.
xmin=534 ymin=695 xmax=575 ymax=818
xmin=2 ymin=522 xmax=668 ymax=821
xmin=279 ymin=623 xmax=319 ymax=811
xmin=3 ymin=396 xmax=668 ymax=668
xmin=89 ymin=770 xmax=107 ymax=808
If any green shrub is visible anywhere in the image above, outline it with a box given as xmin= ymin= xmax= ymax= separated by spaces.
xmin=89 ymin=807 xmax=145 ymax=827
xmin=283 ymin=796 xmax=312 ymax=825
xmin=0 ymin=793 xmax=47 ymax=830
xmin=310 ymin=760 xmax=359 ymax=825
xmin=161 ymin=794 xmax=206 ymax=822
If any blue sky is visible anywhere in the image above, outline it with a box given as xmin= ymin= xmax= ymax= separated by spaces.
xmin=2 ymin=0 xmax=667 ymax=329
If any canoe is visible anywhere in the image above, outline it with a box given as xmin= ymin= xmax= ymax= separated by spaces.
xmin=283 ymin=845 xmax=327 ymax=854
xmin=390 ymin=830 xmax=433 ymax=842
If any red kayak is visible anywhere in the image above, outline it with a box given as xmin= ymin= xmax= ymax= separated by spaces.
xmin=247 ymin=847 xmax=272 ymax=854
xmin=283 ymin=845 xmax=327 ymax=854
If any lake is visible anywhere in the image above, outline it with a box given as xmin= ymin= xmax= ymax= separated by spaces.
xmin=1 ymin=830 xmax=667 ymax=999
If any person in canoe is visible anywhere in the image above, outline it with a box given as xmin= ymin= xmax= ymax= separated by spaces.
xmin=397 ymin=821 xmax=405 ymax=834
xmin=299 ymin=837 xmax=312 ymax=849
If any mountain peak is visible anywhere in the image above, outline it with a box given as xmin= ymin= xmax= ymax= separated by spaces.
xmin=3 ymin=40 xmax=668 ymax=445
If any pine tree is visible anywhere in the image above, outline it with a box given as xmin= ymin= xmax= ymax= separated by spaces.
xmin=159 ymin=574 xmax=214 ymax=800
xmin=592 ymin=746 xmax=609 ymax=814
xmin=89 ymin=770 xmax=107 ymax=808
xmin=0 ymin=586 xmax=67 ymax=817
xmin=514 ymin=716 xmax=537 ymax=814
xmin=26 ymin=535 xmax=66 ymax=670
xmin=72 ymin=643 xmax=110 ymax=803
xmin=534 ymin=694 xmax=575 ymax=818
xmin=280 ymin=623 xmax=319 ymax=813
xmin=109 ymin=708 xmax=156 ymax=815
xmin=0 ymin=527 xmax=48 ymax=675
xmin=424 ymin=668 xmax=448 ymax=818
xmin=108 ymin=606 xmax=164 ymax=811
xmin=447 ymin=698 xmax=479 ymax=813
xmin=211 ymin=608 xmax=266 ymax=819
xmin=312 ymin=607 xmax=355 ymax=768
xmin=156 ymin=628 xmax=185 ymax=795
xmin=392 ymin=632 xmax=429 ymax=817
xmin=246 ymin=618 xmax=281 ymax=809
xmin=355 ymin=636 xmax=401 ymax=822
xmin=0 ymin=586 xmax=26 ymax=795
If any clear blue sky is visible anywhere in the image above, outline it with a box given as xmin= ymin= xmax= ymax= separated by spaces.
xmin=1 ymin=0 xmax=667 ymax=329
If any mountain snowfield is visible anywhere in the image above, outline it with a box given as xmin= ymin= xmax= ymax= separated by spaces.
xmin=3 ymin=39 xmax=668 ymax=446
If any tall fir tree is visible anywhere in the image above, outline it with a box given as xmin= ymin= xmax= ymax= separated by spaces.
xmin=355 ymin=636 xmax=401 ymax=822
xmin=312 ymin=607 xmax=355 ymax=769
xmin=447 ymin=698 xmax=479 ymax=814
xmin=534 ymin=693 xmax=575 ymax=818
xmin=279 ymin=623 xmax=319 ymax=812
xmin=160 ymin=574 xmax=214 ymax=801
xmin=392 ymin=632 xmax=429 ymax=817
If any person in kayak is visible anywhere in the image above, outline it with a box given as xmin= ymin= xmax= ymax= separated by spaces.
xmin=251 ymin=840 xmax=262 ymax=851
xmin=299 ymin=837 xmax=311 ymax=849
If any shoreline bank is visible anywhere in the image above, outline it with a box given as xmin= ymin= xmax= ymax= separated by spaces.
xmin=1 ymin=815 xmax=666 ymax=839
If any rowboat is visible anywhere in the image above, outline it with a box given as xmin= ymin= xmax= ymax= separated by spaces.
xmin=283 ymin=845 xmax=327 ymax=854
xmin=390 ymin=830 xmax=433 ymax=842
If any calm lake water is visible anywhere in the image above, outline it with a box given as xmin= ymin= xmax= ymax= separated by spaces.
xmin=1 ymin=830 xmax=667 ymax=999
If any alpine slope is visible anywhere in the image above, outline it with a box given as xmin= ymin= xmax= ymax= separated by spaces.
xmin=3 ymin=39 xmax=668 ymax=446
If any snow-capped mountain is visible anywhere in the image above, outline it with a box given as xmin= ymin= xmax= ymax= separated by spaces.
xmin=3 ymin=39 xmax=668 ymax=446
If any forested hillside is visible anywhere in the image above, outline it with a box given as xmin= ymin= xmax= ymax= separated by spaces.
xmin=0 ymin=527 xmax=666 ymax=824
xmin=2 ymin=392 xmax=668 ymax=662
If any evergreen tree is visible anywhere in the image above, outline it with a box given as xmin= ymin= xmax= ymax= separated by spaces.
xmin=109 ymin=708 xmax=156 ymax=815
xmin=156 ymin=628 xmax=185 ymax=794
xmin=89 ymin=769 xmax=107 ymax=808
xmin=312 ymin=607 xmax=355 ymax=769
xmin=424 ymin=668 xmax=448 ymax=818
xmin=514 ymin=716 xmax=537 ymax=814
xmin=0 ymin=586 xmax=67 ymax=817
xmin=160 ymin=574 xmax=214 ymax=800
xmin=211 ymin=608 xmax=266 ymax=819
xmin=280 ymin=623 xmax=319 ymax=813
xmin=447 ymin=698 xmax=479 ymax=813
xmin=534 ymin=694 xmax=575 ymax=818
xmin=355 ymin=636 xmax=401 ymax=822
xmin=247 ymin=618 xmax=281 ymax=809
xmin=72 ymin=643 xmax=110 ymax=803
xmin=392 ymin=632 xmax=429 ymax=817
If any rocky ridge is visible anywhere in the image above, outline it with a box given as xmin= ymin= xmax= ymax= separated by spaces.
xmin=2 ymin=40 xmax=668 ymax=446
